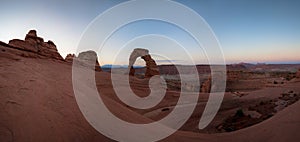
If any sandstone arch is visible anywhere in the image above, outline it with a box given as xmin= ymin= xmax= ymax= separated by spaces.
xmin=128 ymin=48 xmax=159 ymax=77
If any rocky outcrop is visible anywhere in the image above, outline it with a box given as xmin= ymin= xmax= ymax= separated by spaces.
xmin=296 ymin=69 xmax=300 ymax=78
xmin=201 ymin=71 xmax=226 ymax=93
xmin=77 ymin=50 xmax=102 ymax=71
xmin=141 ymin=54 xmax=159 ymax=77
xmin=200 ymin=76 xmax=211 ymax=93
xmin=65 ymin=54 xmax=75 ymax=63
xmin=128 ymin=48 xmax=159 ymax=77
xmin=8 ymin=30 xmax=63 ymax=60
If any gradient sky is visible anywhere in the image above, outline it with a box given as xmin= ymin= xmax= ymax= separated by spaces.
xmin=0 ymin=0 xmax=299 ymax=65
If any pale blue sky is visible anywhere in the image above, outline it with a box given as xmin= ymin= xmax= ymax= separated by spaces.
xmin=0 ymin=0 xmax=299 ymax=64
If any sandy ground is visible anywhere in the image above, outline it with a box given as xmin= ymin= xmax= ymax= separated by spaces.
xmin=0 ymin=45 xmax=300 ymax=142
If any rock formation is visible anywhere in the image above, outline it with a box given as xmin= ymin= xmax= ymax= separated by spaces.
xmin=128 ymin=48 xmax=159 ymax=77
xmin=128 ymin=48 xmax=149 ymax=68
xmin=129 ymin=66 xmax=135 ymax=76
xmin=77 ymin=50 xmax=102 ymax=71
xmin=142 ymin=54 xmax=160 ymax=78
xmin=201 ymin=71 xmax=226 ymax=93
xmin=8 ymin=30 xmax=63 ymax=60
xmin=65 ymin=54 xmax=75 ymax=63
xmin=296 ymin=69 xmax=300 ymax=78
xmin=200 ymin=76 xmax=211 ymax=93
xmin=1 ymin=30 xmax=104 ymax=69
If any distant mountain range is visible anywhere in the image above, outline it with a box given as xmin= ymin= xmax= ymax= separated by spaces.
xmin=101 ymin=64 xmax=143 ymax=69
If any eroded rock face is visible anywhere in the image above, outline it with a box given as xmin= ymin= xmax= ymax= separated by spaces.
xmin=128 ymin=48 xmax=159 ymax=77
xmin=8 ymin=39 xmax=38 ymax=52
xmin=65 ymin=54 xmax=76 ymax=63
xmin=8 ymin=30 xmax=63 ymax=60
xmin=200 ymin=76 xmax=211 ymax=93
xmin=77 ymin=50 xmax=102 ymax=71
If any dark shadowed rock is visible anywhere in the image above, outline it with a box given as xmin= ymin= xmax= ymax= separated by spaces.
xmin=129 ymin=66 xmax=135 ymax=76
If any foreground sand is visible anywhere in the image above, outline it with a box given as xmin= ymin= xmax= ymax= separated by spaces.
xmin=0 ymin=45 xmax=300 ymax=142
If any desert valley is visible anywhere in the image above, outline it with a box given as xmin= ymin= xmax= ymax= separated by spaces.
xmin=0 ymin=30 xmax=300 ymax=142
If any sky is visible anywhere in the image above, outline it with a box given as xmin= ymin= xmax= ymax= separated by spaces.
xmin=0 ymin=0 xmax=299 ymax=65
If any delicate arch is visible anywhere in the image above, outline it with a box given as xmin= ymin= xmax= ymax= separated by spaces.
xmin=128 ymin=48 xmax=159 ymax=77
